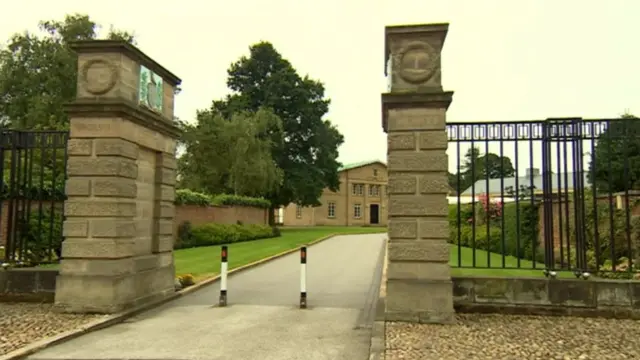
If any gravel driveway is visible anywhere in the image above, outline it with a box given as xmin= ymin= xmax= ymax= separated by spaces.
xmin=385 ymin=313 xmax=640 ymax=360
xmin=0 ymin=303 xmax=106 ymax=356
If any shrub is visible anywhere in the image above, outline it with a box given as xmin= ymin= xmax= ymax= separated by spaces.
xmin=559 ymin=193 xmax=640 ymax=269
xmin=176 ymin=221 xmax=194 ymax=248
xmin=271 ymin=226 xmax=281 ymax=237
xmin=597 ymin=257 xmax=640 ymax=280
xmin=174 ymin=189 xmax=271 ymax=209
xmin=448 ymin=203 xmax=474 ymax=229
xmin=211 ymin=194 xmax=271 ymax=209
xmin=452 ymin=224 xmax=503 ymax=253
xmin=175 ymin=189 xmax=213 ymax=206
xmin=501 ymin=202 xmax=540 ymax=261
xmin=1 ymin=169 xmax=66 ymax=202
xmin=582 ymin=196 xmax=640 ymax=267
xmin=448 ymin=201 xmax=541 ymax=261
xmin=553 ymin=247 xmax=598 ymax=271
xmin=177 ymin=274 xmax=195 ymax=287
xmin=176 ymin=223 xmax=277 ymax=249
xmin=14 ymin=208 xmax=64 ymax=264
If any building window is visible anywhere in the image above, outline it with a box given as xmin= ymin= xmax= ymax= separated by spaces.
xmin=352 ymin=183 xmax=364 ymax=196
xmin=296 ymin=205 xmax=302 ymax=219
xmin=373 ymin=169 xmax=378 ymax=177
xmin=354 ymin=204 xmax=362 ymax=219
xmin=369 ymin=185 xmax=380 ymax=196
xmin=327 ymin=202 xmax=336 ymax=218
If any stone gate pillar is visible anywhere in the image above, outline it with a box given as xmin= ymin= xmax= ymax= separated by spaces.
xmin=55 ymin=41 xmax=181 ymax=313
xmin=382 ymin=23 xmax=455 ymax=323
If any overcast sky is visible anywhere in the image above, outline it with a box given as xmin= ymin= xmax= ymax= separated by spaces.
xmin=2 ymin=0 xmax=639 ymax=174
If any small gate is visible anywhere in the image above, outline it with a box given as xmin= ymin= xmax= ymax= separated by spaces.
xmin=0 ymin=130 xmax=68 ymax=265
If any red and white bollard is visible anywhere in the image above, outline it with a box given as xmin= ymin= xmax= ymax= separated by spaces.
xmin=300 ymin=246 xmax=307 ymax=309
xmin=219 ymin=245 xmax=228 ymax=307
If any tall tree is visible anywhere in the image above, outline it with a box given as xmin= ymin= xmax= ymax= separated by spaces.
xmin=0 ymin=13 xmax=134 ymax=130
xmin=177 ymin=108 xmax=284 ymax=197
xmin=454 ymin=147 xmax=516 ymax=193
xmin=588 ymin=112 xmax=640 ymax=193
xmin=207 ymin=42 xmax=344 ymax=223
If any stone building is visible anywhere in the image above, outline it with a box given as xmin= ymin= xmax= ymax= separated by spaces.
xmin=282 ymin=160 xmax=388 ymax=226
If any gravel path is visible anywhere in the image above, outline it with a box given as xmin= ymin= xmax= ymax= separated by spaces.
xmin=0 ymin=303 xmax=107 ymax=356
xmin=386 ymin=314 xmax=640 ymax=360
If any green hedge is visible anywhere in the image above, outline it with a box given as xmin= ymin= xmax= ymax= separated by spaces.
xmin=175 ymin=189 xmax=271 ymax=208
xmin=213 ymin=194 xmax=271 ymax=208
xmin=501 ymin=202 xmax=542 ymax=261
xmin=175 ymin=222 xmax=277 ymax=249
xmin=0 ymin=181 xmax=65 ymax=201
xmin=448 ymin=202 xmax=541 ymax=261
xmin=175 ymin=189 xmax=212 ymax=206
xmin=4 ymin=208 xmax=64 ymax=265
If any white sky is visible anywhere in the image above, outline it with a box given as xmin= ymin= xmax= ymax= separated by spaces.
xmin=2 ymin=0 xmax=639 ymax=175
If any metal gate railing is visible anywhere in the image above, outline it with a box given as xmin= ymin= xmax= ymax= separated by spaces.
xmin=0 ymin=130 xmax=68 ymax=265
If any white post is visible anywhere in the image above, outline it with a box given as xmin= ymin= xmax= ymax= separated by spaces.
xmin=300 ymin=246 xmax=307 ymax=309
xmin=219 ymin=246 xmax=228 ymax=307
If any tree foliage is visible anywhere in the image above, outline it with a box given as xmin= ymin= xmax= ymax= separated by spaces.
xmin=450 ymin=147 xmax=516 ymax=194
xmin=588 ymin=112 xmax=640 ymax=193
xmin=204 ymin=42 xmax=344 ymax=213
xmin=0 ymin=13 xmax=134 ymax=130
xmin=177 ymin=108 xmax=284 ymax=197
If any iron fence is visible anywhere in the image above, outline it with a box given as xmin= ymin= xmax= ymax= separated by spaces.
xmin=0 ymin=130 xmax=68 ymax=266
xmin=447 ymin=117 xmax=640 ymax=279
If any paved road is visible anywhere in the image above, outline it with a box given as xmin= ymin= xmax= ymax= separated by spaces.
xmin=28 ymin=233 xmax=387 ymax=360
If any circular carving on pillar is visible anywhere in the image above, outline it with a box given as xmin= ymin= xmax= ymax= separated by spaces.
xmin=397 ymin=42 xmax=439 ymax=84
xmin=80 ymin=59 xmax=119 ymax=95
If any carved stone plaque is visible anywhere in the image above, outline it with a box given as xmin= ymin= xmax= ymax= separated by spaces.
xmin=397 ymin=42 xmax=439 ymax=84
xmin=81 ymin=59 xmax=118 ymax=95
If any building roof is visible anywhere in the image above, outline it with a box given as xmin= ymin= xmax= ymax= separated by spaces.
xmin=460 ymin=172 xmax=592 ymax=197
xmin=338 ymin=160 xmax=386 ymax=172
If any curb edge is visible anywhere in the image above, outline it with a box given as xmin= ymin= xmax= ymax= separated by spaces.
xmin=368 ymin=238 xmax=388 ymax=360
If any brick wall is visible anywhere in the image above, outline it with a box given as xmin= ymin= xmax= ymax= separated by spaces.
xmin=174 ymin=205 xmax=268 ymax=233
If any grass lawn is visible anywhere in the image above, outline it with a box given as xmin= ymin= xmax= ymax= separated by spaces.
xmin=450 ymin=245 xmax=575 ymax=278
xmin=175 ymin=226 xmax=386 ymax=281
xmin=36 ymin=225 xmax=578 ymax=280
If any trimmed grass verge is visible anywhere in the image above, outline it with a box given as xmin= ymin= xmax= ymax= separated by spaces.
xmin=175 ymin=226 xmax=386 ymax=281
xmin=451 ymin=245 xmax=575 ymax=278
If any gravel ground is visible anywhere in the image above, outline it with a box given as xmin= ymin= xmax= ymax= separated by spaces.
xmin=0 ymin=303 xmax=107 ymax=356
xmin=386 ymin=314 xmax=640 ymax=360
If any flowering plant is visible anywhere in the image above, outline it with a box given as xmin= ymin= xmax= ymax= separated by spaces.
xmin=476 ymin=193 xmax=503 ymax=224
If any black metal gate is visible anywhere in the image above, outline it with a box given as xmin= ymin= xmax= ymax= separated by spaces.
xmin=447 ymin=117 xmax=639 ymax=277
xmin=541 ymin=118 xmax=589 ymax=273
xmin=0 ymin=130 xmax=68 ymax=265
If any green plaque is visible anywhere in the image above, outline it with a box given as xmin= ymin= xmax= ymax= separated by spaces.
xmin=138 ymin=65 xmax=163 ymax=113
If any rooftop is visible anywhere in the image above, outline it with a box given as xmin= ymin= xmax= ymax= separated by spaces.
xmin=338 ymin=160 xmax=386 ymax=172
xmin=460 ymin=172 xmax=592 ymax=196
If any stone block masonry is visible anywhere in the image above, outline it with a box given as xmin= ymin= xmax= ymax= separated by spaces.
xmin=54 ymin=40 xmax=182 ymax=314
xmin=382 ymin=23 xmax=455 ymax=324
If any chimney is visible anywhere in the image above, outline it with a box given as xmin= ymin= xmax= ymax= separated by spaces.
xmin=526 ymin=168 xmax=540 ymax=177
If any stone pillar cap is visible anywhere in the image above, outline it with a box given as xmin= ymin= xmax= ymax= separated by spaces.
xmin=384 ymin=23 xmax=449 ymax=75
xmin=69 ymin=40 xmax=181 ymax=87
